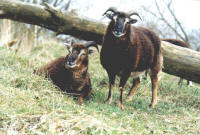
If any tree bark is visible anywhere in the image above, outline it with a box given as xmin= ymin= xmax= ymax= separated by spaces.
xmin=0 ymin=0 xmax=200 ymax=83
xmin=0 ymin=0 xmax=106 ymax=44
xmin=162 ymin=41 xmax=200 ymax=83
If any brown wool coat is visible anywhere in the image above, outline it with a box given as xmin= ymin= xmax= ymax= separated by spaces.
xmin=101 ymin=22 xmax=162 ymax=75
xmin=34 ymin=56 xmax=91 ymax=99
xmin=162 ymin=38 xmax=190 ymax=48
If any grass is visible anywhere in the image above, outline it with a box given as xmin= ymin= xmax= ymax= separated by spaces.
xmin=0 ymin=41 xmax=199 ymax=135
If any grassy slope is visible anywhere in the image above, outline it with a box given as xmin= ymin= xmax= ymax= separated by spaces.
xmin=0 ymin=42 xmax=199 ymax=135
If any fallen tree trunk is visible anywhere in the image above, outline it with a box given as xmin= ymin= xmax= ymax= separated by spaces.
xmin=0 ymin=0 xmax=106 ymax=44
xmin=161 ymin=41 xmax=200 ymax=83
xmin=0 ymin=0 xmax=200 ymax=83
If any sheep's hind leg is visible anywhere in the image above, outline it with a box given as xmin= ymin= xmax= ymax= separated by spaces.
xmin=125 ymin=77 xmax=140 ymax=102
xmin=78 ymin=95 xmax=83 ymax=105
xmin=149 ymin=71 xmax=158 ymax=108
xmin=178 ymin=78 xmax=184 ymax=85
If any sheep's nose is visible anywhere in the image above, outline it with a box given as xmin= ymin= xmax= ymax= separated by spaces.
xmin=67 ymin=55 xmax=76 ymax=65
xmin=117 ymin=23 xmax=122 ymax=29
xmin=115 ymin=22 xmax=123 ymax=34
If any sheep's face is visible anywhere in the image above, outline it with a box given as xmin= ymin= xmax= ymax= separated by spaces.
xmin=64 ymin=41 xmax=98 ymax=69
xmin=112 ymin=12 xmax=133 ymax=37
xmin=65 ymin=44 xmax=89 ymax=69
xmin=103 ymin=8 xmax=141 ymax=38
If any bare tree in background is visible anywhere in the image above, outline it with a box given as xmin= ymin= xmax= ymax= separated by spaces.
xmin=142 ymin=0 xmax=193 ymax=46
xmin=0 ymin=0 xmax=71 ymax=51
xmin=188 ymin=29 xmax=200 ymax=50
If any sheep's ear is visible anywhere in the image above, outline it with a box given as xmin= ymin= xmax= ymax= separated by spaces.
xmin=65 ymin=39 xmax=75 ymax=46
xmin=84 ymin=41 xmax=99 ymax=52
xmin=104 ymin=13 xmax=114 ymax=20
xmin=129 ymin=18 xmax=137 ymax=24
xmin=103 ymin=7 xmax=118 ymax=20
xmin=88 ymin=49 xmax=94 ymax=54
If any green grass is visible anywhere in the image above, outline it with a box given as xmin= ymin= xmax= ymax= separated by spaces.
xmin=0 ymin=42 xmax=199 ymax=135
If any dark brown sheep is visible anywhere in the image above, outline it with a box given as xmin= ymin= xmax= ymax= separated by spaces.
xmin=162 ymin=38 xmax=190 ymax=48
xmin=101 ymin=7 xmax=163 ymax=109
xmin=34 ymin=41 xmax=99 ymax=104
xmin=162 ymin=38 xmax=192 ymax=86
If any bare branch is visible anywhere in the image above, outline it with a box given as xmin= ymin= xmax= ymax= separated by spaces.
xmin=52 ymin=0 xmax=59 ymax=7
xmin=62 ymin=0 xmax=71 ymax=11
xmin=0 ymin=0 xmax=106 ymax=44
xmin=143 ymin=6 xmax=184 ymax=40
xmin=166 ymin=2 xmax=189 ymax=42
xmin=166 ymin=0 xmax=173 ymax=8
xmin=43 ymin=2 xmax=58 ymax=14
xmin=154 ymin=0 xmax=186 ymax=41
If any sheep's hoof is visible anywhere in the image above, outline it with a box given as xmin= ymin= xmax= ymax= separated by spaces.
xmin=125 ymin=96 xmax=132 ymax=102
xmin=149 ymin=103 xmax=156 ymax=108
xmin=78 ymin=96 xmax=83 ymax=105
xmin=118 ymin=103 xmax=123 ymax=110
xmin=104 ymin=98 xmax=112 ymax=104
xmin=143 ymin=77 xmax=147 ymax=80
xmin=187 ymin=81 xmax=193 ymax=87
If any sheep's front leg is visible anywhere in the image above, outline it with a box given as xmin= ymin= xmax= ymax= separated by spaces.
xmin=178 ymin=78 xmax=184 ymax=85
xmin=78 ymin=95 xmax=83 ymax=105
xmin=119 ymin=71 xmax=131 ymax=109
xmin=105 ymin=73 xmax=116 ymax=104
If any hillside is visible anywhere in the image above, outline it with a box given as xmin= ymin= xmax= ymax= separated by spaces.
xmin=0 ymin=41 xmax=199 ymax=135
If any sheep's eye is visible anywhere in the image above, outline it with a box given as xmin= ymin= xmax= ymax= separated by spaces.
xmin=79 ymin=50 xmax=86 ymax=56
xmin=81 ymin=53 xmax=86 ymax=56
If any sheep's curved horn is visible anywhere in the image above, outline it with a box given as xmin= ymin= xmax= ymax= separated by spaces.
xmin=64 ymin=39 xmax=75 ymax=51
xmin=64 ymin=39 xmax=75 ymax=46
xmin=103 ymin=7 xmax=118 ymax=16
xmin=64 ymin=42 xmax=71 ymax=51
xmin=69 ymin=39 xmax=75 ymax=45
xmin=84 ymin=41 xmax=99 ymax=52
xmin=128 ymin=11 xmax=142 ymax=21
